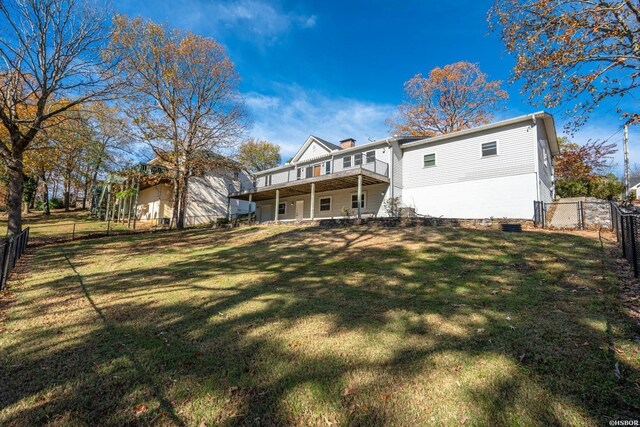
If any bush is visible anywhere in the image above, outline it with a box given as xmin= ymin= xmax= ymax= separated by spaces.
xmin=36 ymin=197 xmax=63 ymax=211
xmin=555 ymin=177 xmax=624 ymax=200
xmin=555 ymin=179 xmax=588 ymax=198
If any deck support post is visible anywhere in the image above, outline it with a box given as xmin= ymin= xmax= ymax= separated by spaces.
xmin=357 ymin=174 xmax=363 ymax=220
xmin=310 ymin=183 xmax=315 ymax=220
xmin=275 ymin=189 xmax=280 ymax=222
xmin=248 ymin=193 xmax=253 ymax=224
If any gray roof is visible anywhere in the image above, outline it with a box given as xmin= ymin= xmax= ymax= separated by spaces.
xmin=630 ymin=175 xmax=640 ymax=188
xmin=310 ymin=135 xmax=340 ymax=151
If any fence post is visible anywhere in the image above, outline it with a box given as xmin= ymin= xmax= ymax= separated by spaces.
xmin=630 ymin=217 xmax=639 ymax=277
xmin=72 ymin=223 xmax=76 ymax=240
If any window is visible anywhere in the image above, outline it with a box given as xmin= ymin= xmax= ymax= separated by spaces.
xmin=306 ymin=165 xmax=313 ymax=178
xmin=265 ymin=175 xmax=272 ymax=186
xmin=278 ymin=202 xmax=286 ymax=215
xmin=233 ymin=171 xmax=240 ymax=179
xmin=366 ymin=151 xmax=375 ymax=163
xmin=319 ymin=197 xmax=331 ymax=212
xmin=351 ymin=192 xmax=366 ymax=209
xmin=482 ymin=141 xmax=498 ymax=157
xmin=325 ymin=161 xmax=331 ymax=174
xmin=354 ymin=153 xmax=362 ymax=166
xmin=296 ymin=168 xmax=302 ymax=180
xmin=423 ymin=153 xmax=436 ymax=167
xmin=343 ymin=156 xmax=352 ymax=168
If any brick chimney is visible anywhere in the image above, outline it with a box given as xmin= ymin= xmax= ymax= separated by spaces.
xmin=340 ymin=138 xmax=356 ymax=149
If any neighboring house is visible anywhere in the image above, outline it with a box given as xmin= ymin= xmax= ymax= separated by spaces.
xmin=229 ymin=112 xmax=559 ymax=221
xmin=136 ymin=159 xmax=255 ymax=226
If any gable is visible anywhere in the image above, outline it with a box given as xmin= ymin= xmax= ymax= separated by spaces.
xmin=291 ymin=136 xmax=339 ymax=163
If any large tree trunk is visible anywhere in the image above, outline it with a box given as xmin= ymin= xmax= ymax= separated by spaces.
xmin=176 ymin=175 xmax=189 ymax=230
xmin=6 ymin=148 xmax=25 ymax=236
xmin=170 ymin=168 xmax=181 ymax=229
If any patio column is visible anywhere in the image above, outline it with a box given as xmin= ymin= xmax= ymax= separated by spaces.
xmin=310 ymin=183 xmax=315 ymax=220
xmin=248 ymin=193 xmax=253 ymax=223
xmin=357 ymin=174 xmax=363 ymax=220
xmin=274 ymin=189 xmax=280 ymax=221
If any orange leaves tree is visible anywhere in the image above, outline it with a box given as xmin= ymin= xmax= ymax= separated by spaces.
xmin=553 ymin=136 xmax=622 ymax=197
xmin=387 ymin=62 xmax=508 ymax=136
xmin=0 ymin=0 xmax=118 ymax=235
xmin=109 ymin=16 xmax=247 ymax=229
xmin=489 ymin=0 xmax=640 ymax=130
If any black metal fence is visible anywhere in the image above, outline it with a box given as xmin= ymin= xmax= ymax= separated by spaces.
xmin=0 ymin=227 xmax=30 ymax=291
xmin=610 ymin=202 xmax=640 ymax=277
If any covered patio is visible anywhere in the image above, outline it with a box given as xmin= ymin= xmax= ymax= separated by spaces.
xmin=230 ymin=167 xmax=390 ymax=221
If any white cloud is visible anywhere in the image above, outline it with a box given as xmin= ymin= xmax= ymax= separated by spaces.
xmin=245 ymin=85 xmax=395 ymax=160
xmin=118 ymin=0 xmax=316 ymax=43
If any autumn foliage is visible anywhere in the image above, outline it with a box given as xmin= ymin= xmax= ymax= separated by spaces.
xmin=388 ymin=61 xmax=508 ymax=137
xmin=489 ymin=0 xmax=640 ymax=129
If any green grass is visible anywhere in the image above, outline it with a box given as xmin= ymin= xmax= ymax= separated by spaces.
xmin=0 ymin=225 xmax=639 ymax=426
xmin=0 ymin=210 xmax=133 ymax=241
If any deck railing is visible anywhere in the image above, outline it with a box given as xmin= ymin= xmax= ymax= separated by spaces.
xmin=232 ymin=159 xmax=389 ymax=195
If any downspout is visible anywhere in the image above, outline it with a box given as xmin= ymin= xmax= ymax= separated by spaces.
xmin=386 ymin=138 xmax=394 ymax=199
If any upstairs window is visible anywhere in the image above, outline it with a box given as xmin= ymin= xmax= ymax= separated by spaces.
xmin=325 ymin=161 xmax=331 ymax=174
xmin=296 ymin=168 xmax=302 ymax=180
xmin=423 ymin=153 xmax=436 ymax=167
xmin=265 ymin=175 xmax=272 ymax=186
xmin=482 ymin=141 xmax=498 ymax=157
xmin=354 ymin=153 xmax=362 ymax=166
xmin=343 ymin=156 xmax=352 ymax=168
xmin=366 ymin=151 xmax=375 ymax=163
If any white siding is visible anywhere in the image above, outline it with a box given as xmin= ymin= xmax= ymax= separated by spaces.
xmin=137 ymin=184 xmax=173 ymax=220
xmin=186 ymin=169 xmax=253 ymax=224
xmin=255 ymin=183 xmax=390 ymax=222
xmin=402 ymin=173 xmax=538 ymax=219
xmin=536 ymin=119 xmax=554 ymax=202
xmin=402 ymin=122 xmax=536 ymax=189
xmin=392 ymin=141 xmax=403 ymax=198
xmin=297 ymin=140 xmax=332 ymax=162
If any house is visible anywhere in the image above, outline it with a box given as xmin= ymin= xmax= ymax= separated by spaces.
xmin=106 ymin=159 xmax=255 ymax=227
xmin=228 ymin=112 xmax=558 ymax=221
xmin=138 ymin=160 xmax=254 ymax=226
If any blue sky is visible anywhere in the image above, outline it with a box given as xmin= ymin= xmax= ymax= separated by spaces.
xmin=116 ymin=0 xmax=637 ymax=170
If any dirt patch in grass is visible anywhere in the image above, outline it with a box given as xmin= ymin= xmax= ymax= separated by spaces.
xmin=0 ymin=225 xmax=639 ymax=426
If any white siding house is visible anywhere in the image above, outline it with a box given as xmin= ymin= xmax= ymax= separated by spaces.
xmin=230 ymin=112 xmax=559 ymax=221
xmin=137 ymin=163 xmax=254 ymax=226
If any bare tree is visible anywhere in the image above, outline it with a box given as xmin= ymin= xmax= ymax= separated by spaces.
xmin=109 ymin=16 xmax=248 ymax=229
xmin=0 ymin=0 xmax=118 ymax=235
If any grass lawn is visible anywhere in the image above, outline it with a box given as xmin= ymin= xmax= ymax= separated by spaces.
xmin=0 ymin=210 xmax=134 ymax=241
xmin=0 ymin=225 xmax=639 ymax=426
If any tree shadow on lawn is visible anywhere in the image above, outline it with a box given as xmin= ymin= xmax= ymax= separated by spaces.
xmin=1 ymin=225 xmax=639 ymax=426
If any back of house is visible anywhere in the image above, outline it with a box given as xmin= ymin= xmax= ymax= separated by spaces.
xmin=229 ymin=111 xmax=558 ymax=221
